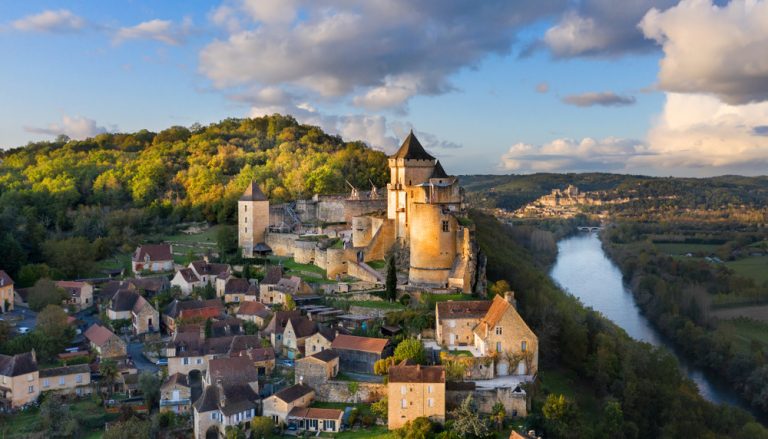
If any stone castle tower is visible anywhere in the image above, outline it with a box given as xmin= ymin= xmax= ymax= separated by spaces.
xmin=386 ymin=132 xmax=469 ymax=288
xmin=238 ymin=181 xmax=270 ymax=257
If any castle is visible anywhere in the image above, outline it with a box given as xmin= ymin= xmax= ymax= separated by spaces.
xmin=238 ymin=132 xmax=481 ymax=293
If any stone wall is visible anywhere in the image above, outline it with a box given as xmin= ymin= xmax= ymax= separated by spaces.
xmin=446 ymin=386 xmax=528 ymax=417
xmin=347 ymin=263 xmax=382 ymax=285
xmin=348 ymin=305 xmax=388 ymax=318
xmin=314 ymin=380 xmax=386 ymax=403
xmin=343 ymin=199 xmax=386 ymax=223
xmin=265 ymin=233 xmax=299 ymax=257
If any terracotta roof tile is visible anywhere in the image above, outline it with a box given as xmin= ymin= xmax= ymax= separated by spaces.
xmin=331 ymin=334 xmax=390 ymax=354
xmin=388 ymin=362 xmax=445 ymax=383
xmin=133 ymin=243 xmax=172 ymax=262
xmin=288 ymin=407 xmax=343 ymax=420
xmin=84 ymin=324 xmax=117 ymax=347
xmin=437 ymin=300 xmax=491 ymax=320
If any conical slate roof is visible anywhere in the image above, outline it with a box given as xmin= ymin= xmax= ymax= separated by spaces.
xmin=430 ymin=161 xmax=449 ymax=179
xmin=391 ymin=131 xmax=435 ymax=161
xmin=239 ymin=181 xmax=268 ymax=201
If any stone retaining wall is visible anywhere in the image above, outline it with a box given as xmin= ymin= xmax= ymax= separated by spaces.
xmin=314 ymin=380 xmax=386 ymax=403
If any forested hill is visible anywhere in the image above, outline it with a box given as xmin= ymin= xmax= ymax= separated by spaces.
xmin=0 ymin=115 xmax=388 ymax=218
xmin=0 ymin=114 xmax=387 ymax=278
xmin=462 ymin=173 xmax=768 ymax=212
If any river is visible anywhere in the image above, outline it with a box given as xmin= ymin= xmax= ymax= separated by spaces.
xmin=549 ymin=232 xmax=750 ymax=411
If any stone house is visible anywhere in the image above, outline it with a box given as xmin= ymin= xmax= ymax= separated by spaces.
xmin=132 ymin=243 xmax=173 ymax=273
xmin=331 ymin=334 xmax=392 ymax=374
xmin=388 ymin=361 xmax=446 ymax=429
xmin=232 ymin=347 xmax=276 ymax=377
xmin=304 ymin=326 xmax=336 ymax=356
xmin=259 ymin=276 xmax=312 ymax=306
xmin=286 ymin=407 xmax=344 ymax=433
xmin=107 ymin=289 xmax=158 ymax=335
xmin=163 ymin=299 xmax=224 ymax=334
xmin=295 ymin=349 xmax=339 ymax=388
xmin=160 ymin=373 xmax=192 ymax=414
xmin=84 ymin=324 xmax=127 ymax=359
xmin=435 ymin=293 xmax=539 ymax=377
xmin=0 ymin=351 xmax=39 ymax=409
xmin=262 ymin=383 xmax=315 ymax=426
xmin=235 ymin=301 xmax=272 ymax=327
xmin=262 ymin=310 xmax=301 ymax=353
xmin=0 ymin=270 xmax=14 ymax=312
xmin=282 ymin=316 xmax=319 ymax=358
xmin=39 ymin=364 xmax=92 ymax=397
xmin=436 ymin=300 xmax=492 ymax=347
xmin=238 ymin=181 xmax=270 ymax=258
xmin=193 ymin=382 xmax=259 ymax=439
xmin=165 ymin=333 xmax=261 ymax=376
xmin=222 ymin=277 xmax=258 ymax=303
xmin=472 ymin=294 xmax=538 ymax=376
xmin=56 ymin=281 xmax=94 ymax=311
xmin=171 ymin=268 xmax=201 ymax=296
xmin=194 ymin=356 xmax=261 ymax=439
xmin=189 ymin=260 xmax=231 ymax=287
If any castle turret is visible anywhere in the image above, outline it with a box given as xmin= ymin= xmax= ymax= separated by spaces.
xmin=238 ymin=181 xmax=270 ymax=257
xmin=387 ymin=131 xmax=437 ymax=241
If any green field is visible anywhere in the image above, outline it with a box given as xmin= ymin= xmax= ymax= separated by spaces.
xmin=329 ymin=426 xmax=394 ymax=439
xmin=717 ymin=318 xmax=768 ymax=354
xmin=366 ymin=260 xmax=387 ymax=270
xmin=725 ymin=255 xmax=768 ymax=285
xmin=653 ymin=242 xmax=722 ymax=255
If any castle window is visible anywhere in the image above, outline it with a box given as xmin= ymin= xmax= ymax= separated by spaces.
xmin=522 ymin=341 xmax=527 ymax=352
xmin=245 ymin=227 xmax=248 ymax=233
xmin=495 ymin=326 xmax=502 ymax=335
xmin=442 ymin=221 xmax=449 ymax=232
xmin=496 ymin=342 xmax=502 ymax=353
xmin=402 ymin=398 xmax=407 ymax=408
xmin=244 ymin=205 xmax=247 ymax=212
xmin=245 ymin=217 xmax=247 ymax=223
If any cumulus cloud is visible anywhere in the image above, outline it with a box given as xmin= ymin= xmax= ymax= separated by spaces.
xmin=201 ymin=0 xmax=566 ymax=110
xmin=113 ymin=17 xmax=193 ymax=45
xmin=637 ymin=93 xmax=768 ymax=174
xmin=640 ymin=0 xmax=768 ymax=105
xmin=12 ymin=9 xmax=86 ymax=33
xmin=500 ymin=137 xmax=649 ymax=173
xmin=543 ymin=0 xmax=676 ymax=57
xmin=562 ymin=92 xmax=636 ymax=107
xmin=25 ymin=115 xmax=109 ymax=140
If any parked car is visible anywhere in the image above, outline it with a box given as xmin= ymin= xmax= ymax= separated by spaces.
xmin=156 ymin=358 xmax=168 ymax=366
xmin=17 ymin=326 xmax=30 ymax=334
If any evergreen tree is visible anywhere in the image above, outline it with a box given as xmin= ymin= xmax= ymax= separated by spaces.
xmin=386 ymin=253 xmax=397 ymax=302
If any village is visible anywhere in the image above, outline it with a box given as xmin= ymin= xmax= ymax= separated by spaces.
xmin=0 ymin=133 xmax=539 ymax=439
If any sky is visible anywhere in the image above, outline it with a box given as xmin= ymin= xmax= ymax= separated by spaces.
xmin=1 ymin=0 xmax=768 ymax=177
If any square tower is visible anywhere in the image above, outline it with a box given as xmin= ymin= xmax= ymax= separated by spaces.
xmin=238 ymin=182 xmax=270 ymax=257
xmin=387 ymin=131 xmax=437 ymax=241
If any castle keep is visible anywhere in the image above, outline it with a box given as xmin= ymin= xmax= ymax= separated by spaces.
xmin=239 ymin=132 xmax=481 ymax=293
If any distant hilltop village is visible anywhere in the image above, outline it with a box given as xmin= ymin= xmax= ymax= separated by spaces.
xmin=512 ymin=185 xmax=629 ymax=219
xmin=238 ymin=131 xmax=484 ymax=294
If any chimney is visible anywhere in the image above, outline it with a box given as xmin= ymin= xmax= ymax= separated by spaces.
xmin=299 ymin=375 xmax=304 ymax=385
xmin=504 ymin=291 xmax=516 ymax=307
xmin=204 ymin=254 xmax=210 ymax=263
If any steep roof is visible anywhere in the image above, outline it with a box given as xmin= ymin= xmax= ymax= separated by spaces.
xmin=287 ymin=316 xmax=318 ymax=338
xmin=177 ymin=268 xmax=200 ymax=283
xmin=236 ymin=301 xmax=268 ymax=316
xmin=225 ymin=278 xmax=253 ymax=295
xmin=111 ymin=289 xmax=140 ymax=312
xmin=391 ymin=131 xmax=435 ymax=161
xmin=240 ymin=181 xmax=268 ymax=202
xmin=306 ymin=349 xmax=339 ymax=363
xmin=316 ymin=325 xmax=337 ymax=343
xmin=272 ymin=383 xmax=314 ymax=404
xmin=194 ymin=382 xmax=258 ymax=415
xmin=84 ymin=324 xmax=117 ymax=347
xmin=239 ymin=347 xmax=275 ymax=362
xmin=478 ymin=295 xmax=511 ymax=329
xmin=262 ymin=266 xmax=283 ymax=285
xmin=288 ymin=407 xmax=344 ymax=421
xmin=437 ymin=300 xmax=492 ymax=320
xmin=55 ymin=281 xmax=89 ymax=298
xmin=132 ymin=295 xmax=155 ymax=314
xmin=0 ymin=352 xmax=38 ymax=377
xmin=208 ymin=356 xmax=259 ymax=384
xmin=388 ymin=361 xmax=445 ymax=383
xmin=263 ymin=310 xmax=301 ymax=335
xmin=430 ymin=161 xmax=449 ymax=179
xmin=0 ymin=270 xmax=14 ymax=287
xmin=133 ymin=243 xmax=172 ymax=262
xmin=39 ymin=363 xmax=90 ymax=378
xmin=331 ymin=334 xmax=389 ymax=354
xmin=162 ymin=372 xmax=189 ymax=389
xmin=190 ymin=261 xmax=230 ymax=277
xmin=164 ymin=299 xmax=223 ymax=319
